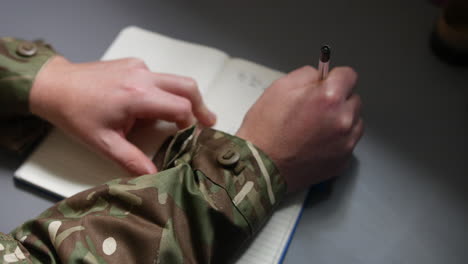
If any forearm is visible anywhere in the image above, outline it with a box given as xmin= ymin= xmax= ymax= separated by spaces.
xmin=2 ymin=126 xmax=287 ymax=263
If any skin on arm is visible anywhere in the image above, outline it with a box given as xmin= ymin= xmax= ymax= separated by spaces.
xmin=29 ymin=55 xmax=217 ymax=175
xmin=237 ymin=65 xmax=363 ymax=192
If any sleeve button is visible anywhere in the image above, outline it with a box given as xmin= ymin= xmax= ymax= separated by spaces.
xmin=16 ymin=41 xmax=38 ymax=57
xmin=217 ymin=149 xmax=240 ymax=167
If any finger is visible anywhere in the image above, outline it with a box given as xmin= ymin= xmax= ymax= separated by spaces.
xmin=285 ymin=65 xmax=320 ymax=87
xmin=176 ymin=114 xmax=196 ymax=130
xmin=325 ymin=66 xmax=358 ymax=99
xmin=349 ymin=118 xmax=364 ymax=150
xmin=97 ymin=131 xmax=158 ymax=176
xmin=130 ymin=90 xmax=194 ymax=127
xmin=154 ymin=73 xmax=216 ymax=127
xmin=343 ymin=94 xmax=362 ymax=126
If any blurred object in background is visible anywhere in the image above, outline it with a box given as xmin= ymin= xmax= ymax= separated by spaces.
xmin=430 ymin=0 xmax=449 ymax=7
xmin=430 ymin=0 xmax=468 ymax=66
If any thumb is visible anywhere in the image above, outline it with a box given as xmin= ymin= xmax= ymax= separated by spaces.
xmin=98 ymin=131 xmax=158 ymax=176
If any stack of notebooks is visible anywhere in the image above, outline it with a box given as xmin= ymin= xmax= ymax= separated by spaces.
xmin=15 ymin=26 xmax=308 ymax=264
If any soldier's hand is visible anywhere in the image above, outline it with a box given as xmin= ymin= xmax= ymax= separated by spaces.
xmin=236 ymin=66 xmax=363 ymax=193
xmin=29 ymin=56 xmax=216 ymax=175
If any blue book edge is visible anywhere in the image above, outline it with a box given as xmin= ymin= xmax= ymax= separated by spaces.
xmin=278 ymin=188 xmax=312 ymax=264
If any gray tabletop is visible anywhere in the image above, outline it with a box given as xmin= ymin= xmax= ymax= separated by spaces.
xmin=1 ymin=1 xmax=468 ymax=263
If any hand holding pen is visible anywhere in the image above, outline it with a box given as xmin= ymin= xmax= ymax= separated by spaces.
xmin=237 ymin=45 xmax=364 ymax=192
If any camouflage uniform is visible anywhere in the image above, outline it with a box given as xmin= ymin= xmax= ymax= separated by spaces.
xmin=0 ymin=38 xmax=287 ymax=263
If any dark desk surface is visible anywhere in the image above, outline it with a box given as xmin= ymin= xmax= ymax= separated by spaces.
xmin=1 ymin=1 xmax=468 ymax=263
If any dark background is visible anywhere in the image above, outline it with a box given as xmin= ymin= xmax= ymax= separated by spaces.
xmin=1 ymin=0 xmax=467 ymax=263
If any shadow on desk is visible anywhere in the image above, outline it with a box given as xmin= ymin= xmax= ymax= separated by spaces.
xmin=0 ymin=148 xmax=25 ymax=172
xmin=14 ymin=178 xmax=62 ymax=203
xmin=305 ymin=156 xmax=360 ymax=215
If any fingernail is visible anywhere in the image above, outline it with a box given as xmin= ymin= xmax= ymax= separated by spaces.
xmin=190 ymin=115 xmax=197 ymax=126
xmin=203 ymin=105 xmax=216 ymax=124
xmin=209 ymin=111 xmax=217 ymax=125
xmin=145 ymin=163 xmax=157 ymax=174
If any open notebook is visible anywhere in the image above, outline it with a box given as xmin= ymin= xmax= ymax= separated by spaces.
xmin=15 ymin=26 xmax=308 ymax=264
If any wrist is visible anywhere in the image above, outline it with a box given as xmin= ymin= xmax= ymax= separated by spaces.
xmin=29 ymin=55 xmax=73 ymax=122
xmin=236 ymin=128 xmax=292 ymax=193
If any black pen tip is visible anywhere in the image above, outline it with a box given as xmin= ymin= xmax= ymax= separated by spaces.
xmin=320 ymin=45 xmax=331 ymax=62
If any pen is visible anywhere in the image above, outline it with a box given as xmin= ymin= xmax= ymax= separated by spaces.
xmin=318 ymin=45 xmax=331 ymax=80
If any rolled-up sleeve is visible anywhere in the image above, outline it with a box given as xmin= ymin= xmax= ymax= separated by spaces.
xmin=0 ymin=37 xmax=56 ymax=152
xmin=3 ymin=126 xmax=287 ymax=263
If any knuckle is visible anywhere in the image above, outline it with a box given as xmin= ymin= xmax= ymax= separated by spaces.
xmin=96 ymin=133 xmax=112 ymax=151
xmin=125 ymin=57 xmax=146 ymax=68
xmin=176 ymin=99 xmax=192 ymax=119
xmin=122 ymin=82 xmax=145 ymax=96
xmin=126 ymin=67 xmax=144 ymax=78
xmin=120 ymin=77 xmax=146 ymax=96
xmin=184 ymin=78 xmax=200 ymax=98
xmin=322 ymin=89 xmax=341 ymax=105
xmin=95 ymin=133 xmax=116 ymax=158
xmin=121 ymin=158 xmax=140 ymax=173
xmin=184 ymin=77 xmax=198 ymax=90
xmin=337 ymin=115 xmax=353 ymax=134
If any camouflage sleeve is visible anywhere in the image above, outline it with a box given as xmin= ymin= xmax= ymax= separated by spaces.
xmin=1 ymin=126 xmax=287 ymax=263
xmin=0 ymin=37 xmax=56 ymax=153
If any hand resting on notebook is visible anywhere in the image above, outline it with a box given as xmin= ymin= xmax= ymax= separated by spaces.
xmin=237 ymin=65 xmax=363 ymax=193
xmin=29 ymin=55 xmax=217 ymax=176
